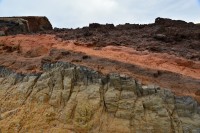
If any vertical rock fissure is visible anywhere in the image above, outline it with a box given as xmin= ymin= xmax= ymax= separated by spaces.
xmin=61 ymin=70 xmax=65 ymax=90
xmin=48 ymin=74 xmax=54 ymax=99
xmin=100 ymin=84 xmax=107 ymax=111
xmin=114 ymin=76 xmax=122 ymax=115
xmin=170 ymin=109 xmax=176 ymax=133
xmin=66 ymin=68 xmax=77 ymax=102
xmin=22 ymin=75 xmax=40 ymax=105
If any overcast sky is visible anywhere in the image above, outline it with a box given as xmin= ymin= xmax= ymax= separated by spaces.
xmin=0 ymin=0 xmax=200 ymax=28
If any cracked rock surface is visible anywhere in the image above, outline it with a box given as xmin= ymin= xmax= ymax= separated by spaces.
xmin=0 ymin=62 xmax=200 ymax=133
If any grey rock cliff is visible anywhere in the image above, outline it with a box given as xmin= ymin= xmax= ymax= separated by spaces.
xmin=0 ymin=62 xmax=199 ymax=132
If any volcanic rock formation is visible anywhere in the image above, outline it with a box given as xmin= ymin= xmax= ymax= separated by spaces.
xmin=53 ymin=17 xmax=200 ymax=61
xmin=0 ymin=16 xmax=52 ymax=35
xmin=0 ymin=17 xmax=200 ymax=132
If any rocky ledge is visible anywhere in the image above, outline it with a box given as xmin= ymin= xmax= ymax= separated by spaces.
xmin=0 ymin=62 xmax=200 ymax=133
xmin=0 ymin=16 xmax=52 ymax=35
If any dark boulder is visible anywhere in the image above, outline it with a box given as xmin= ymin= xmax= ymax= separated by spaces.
xmin=0 ymin=16 xmax=52 ymax=35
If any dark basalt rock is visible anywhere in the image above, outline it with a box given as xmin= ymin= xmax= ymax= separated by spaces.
xmin=0 ymin=16 xmax=52 ymax=35
xmin=52 ymin=17 xmax=200 ymax=61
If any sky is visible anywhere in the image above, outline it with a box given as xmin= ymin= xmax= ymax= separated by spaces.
xmin=0 ymin=0 xmax=200 ymax=28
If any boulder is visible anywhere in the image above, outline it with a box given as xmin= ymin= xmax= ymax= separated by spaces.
xmin=20 ymin=16 xmax=52 ymax=32
xmin=0 ymin=18 xmax=29 ymax=35
xmin=0 ymin=16 xmax=52 ymax=35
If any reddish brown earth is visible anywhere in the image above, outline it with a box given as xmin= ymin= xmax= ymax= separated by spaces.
xmin=0 ymin=33 xmax=200 ymax=102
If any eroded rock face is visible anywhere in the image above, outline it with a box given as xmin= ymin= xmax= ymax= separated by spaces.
xmin=20 ymin=16 xmax=53 ymax=32
xmin=0 ymin=62 xmax=199 ymax=133
xmin=0 ymin=18 xmax=30 ymax=35
xmin=0 ymin=16 xmax=52 ymax=35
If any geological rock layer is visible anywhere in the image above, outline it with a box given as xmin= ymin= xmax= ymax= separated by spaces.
xmin=0 ymin=62 xmax=200 ymax=133
xmin=0 ymin=17 xmax=200 ymax=132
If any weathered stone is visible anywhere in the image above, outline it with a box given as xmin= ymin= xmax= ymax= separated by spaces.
xmin=109 ymin=73 xmax=121 ymax=90
xmin=104 ymin=88 xmax=120 ymax=113
xmin=0 ymin=64 xmax=199 ymax=132
xmin=175 ymin=96 xmax=198 ymax=117
xmin=0 ymin=16 xmax=52 ymax=35
xmin=115 ymin=109 xmax=132 ymax=119
xmin=142 ymin=84 xmax=158 ymax=96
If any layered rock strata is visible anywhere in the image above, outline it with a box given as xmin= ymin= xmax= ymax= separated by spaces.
xmin=0 ymin=62 xmax=200 ymax=133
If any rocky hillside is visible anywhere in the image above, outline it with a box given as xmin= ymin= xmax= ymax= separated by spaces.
xmin=53 ymin=17 xmax=200 ymax=61
xmin=0 ymin=17 xmax=200 ymax=132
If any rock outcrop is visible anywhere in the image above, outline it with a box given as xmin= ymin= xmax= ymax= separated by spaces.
xmin=0 ymin=62 xmax=200 ymax=132
xmin=19 ymin=16 xmax=53 ymax=32
xmin=0 ymin=16 xmax=52 ymax=35
xmin=155 ymin=17 xmax=194 ymax=27
xmin=0 ymin=18 xmax=30 ymax=35
xmin=53 ymin=17 xmax=200 ymax=61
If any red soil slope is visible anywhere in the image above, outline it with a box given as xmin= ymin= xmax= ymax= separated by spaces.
xmin=0 ymin=34 xmax=199 ymax=79
xmin=0 ymin=34 xmax=200 ymax=101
